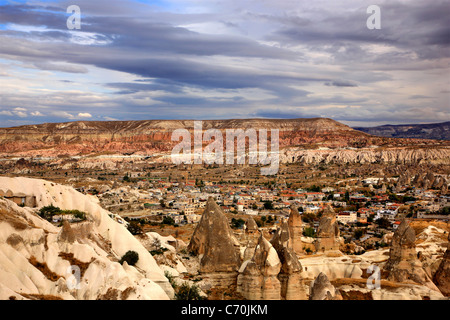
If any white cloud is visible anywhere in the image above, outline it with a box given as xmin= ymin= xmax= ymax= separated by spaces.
xmin=77 ymin=112 xmax=92 ymax=118
xmin=52 ymin=111 xmax=75 ymax=119
xmin=31 ymin=111 xmax=44 ymax=116
xmin=13 ymin=107 xmax=27 ymax=117
xmin=0 ymin=110 xmax=13 ymax=116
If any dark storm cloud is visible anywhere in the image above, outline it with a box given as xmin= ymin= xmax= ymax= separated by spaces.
xmin=269 ymin=0 xmax=450 ymax=61
xmin=0 ymin=0 xmax=448 ymax=126
xmin=0 ymin=2 xmax=296 ymax=60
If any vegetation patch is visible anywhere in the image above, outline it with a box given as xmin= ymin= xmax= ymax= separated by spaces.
xmin=175 ymin=282 xmax=206 ymax=300
xmin=37 ymin=205 xmax=87 ymax=222
xmin=119 ymin=250 xmax=139 ymax=266
xmin=58 ymin=252 xmax=93 ymax=278
xmin=28 ymin=256 xmax=60 ymax=282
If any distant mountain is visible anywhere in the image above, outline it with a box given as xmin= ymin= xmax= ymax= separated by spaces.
xmin=0 ymin=118 xmax=447 ymax=161
xmin=0 ymin=118 xmax=383 ymax=156
xmin=354 ymin=122 xmax=450 ymax=140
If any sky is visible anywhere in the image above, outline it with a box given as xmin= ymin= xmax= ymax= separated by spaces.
xmin=0 ymin=0 xmax=449 ymax=128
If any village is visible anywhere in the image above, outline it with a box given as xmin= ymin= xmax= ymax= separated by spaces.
xmin=79 ymin=170 xmax=450 ymax=254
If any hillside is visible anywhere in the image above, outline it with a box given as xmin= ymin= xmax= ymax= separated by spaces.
xmin=0 ymin=118 xmax=446 ymax=157
xmin=0 ymin=177 xmax=174 ymax=300
xmin=354 ymin=122 xmax=450 ymax=141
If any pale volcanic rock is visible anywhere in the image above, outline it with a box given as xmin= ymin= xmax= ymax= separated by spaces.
xmin=270 ymin=221 xmax=307 ymax=300
xmin=287 ymin=207 xmax=303 ymax=255
xmin=242 ymin=217 xmax=259 ymax=262
xmin=281 ymin=146 xmax=450 ymax=165
xmin=384 ymin=219 xmax=440 ymax=292
xmin=314 ymin=205 xmax=342 ymax=253
xmin=433 ymin=233 xmax=450 ymax=296
xmin=0 ymin=177 xmax=173 ymax=299
xmin=309 ymin=272 xmax=342 ymax=300
xmin=187 ymin=197 xmax=240 ymax=274
xmin=58 ymin=221 xmax=76 ymax=244
xmin=238 ymin=234 xmax=282 ymax=300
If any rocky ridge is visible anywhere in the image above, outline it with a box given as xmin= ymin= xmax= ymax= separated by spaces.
xmin=1 ymin=118 xmax=448 ymax=166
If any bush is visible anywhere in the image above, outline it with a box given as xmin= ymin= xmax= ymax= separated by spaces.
xmin=263 ymin=201 xmax=273 ymax=210
xmin=175 ymin=282 xmax=205 ymax=300
xmin=303 ymin=227 xmax=316 ymax=238
xmin=231 ymin=218 xmax=245 ymax=229
xmin=38 ymin=205 xmax=62 ymax=221
xmin=119 ymin=250 xmax=139 ymax=266
xmin=162 ymin=216 xmax=175 ymax=225
xmin=127 ymin=221 xmax=143 ymax=235
xmin=37 ymin=206 xmax=87 ymax=222
xmin=62 ymin=209 xmax=86 ymax=221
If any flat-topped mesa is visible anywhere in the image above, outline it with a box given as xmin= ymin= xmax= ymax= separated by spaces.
xmin=187 ymin=197 xmax=240 ymax=275
xmin=2 ymin=118 xmax=448 ymax=160
xmin=433 ymin=233 xmax=450 ymax=296
xmin=384 ymin=219 xmax=440 ymax=291
xmin=314 ymin=205 xmax=341 ymax=253
xmin=287 ymin=207 xmax=303 ymax=255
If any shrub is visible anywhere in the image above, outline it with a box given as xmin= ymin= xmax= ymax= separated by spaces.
xmin=175 ymin=282 xmax=205 ymax=300
xmin=119 ymin=250 xmax=139 ymax=266
xmin=38 ymin=205 xmax=62 ymax=221
xmin=164 ymin=271 xmax=177 ymax=290
xmin=303 ymin=227 xmax=316 ymax=238
xmin=162 ymin=216 xmax=175 ymax=225
xmin=231 ymin=218 xmax=245 ymax=229
xmin=127 ymin=221 xmax=143 ymax=235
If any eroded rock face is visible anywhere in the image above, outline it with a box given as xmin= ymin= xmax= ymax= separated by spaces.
xmin=242 ymin=217 xmax=260 ymax=261
xmin=309 ymin=272 xmax=342 ymax=300
xmin=270 ymin=221 xmax=306 ymax=300
xmin=238 ymin=235 xmax=281 ymax=300
xmin=287 ymin=207 xmax=303 ymax=255
xmin=314 ymin=205 xmax=341 ymax=252
xmin=187 ymin=197 xmax=240 ymax=274
xmin=384 ymin=219 xmax=439 ymax=291
xmin=433 ymin=233 xmax=450 ymax=296
xmin=0 ymin=189 xmax=171 ymax=300
xmin=58 ymin=221 xmax=75 ymax=244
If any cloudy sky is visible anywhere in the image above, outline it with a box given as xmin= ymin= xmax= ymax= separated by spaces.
xmin=0 ymin=0 xmax=449 ymax=127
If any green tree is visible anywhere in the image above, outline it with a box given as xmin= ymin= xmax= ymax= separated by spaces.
xmin=231 ymin=218 xmax=245 ymax=229
xmin=263 ymin=201 xmax=273 ymax=210
xmin=119 ymin=250 xmax=139 ymax=266
xmin=303 ymin=227 xmax=316 ymax=238
xmin=375 ymin=217 xmax=391 ymax=229
xmin=38 ymin=205 xmax=62 ymax=221
xmin=127 ymin=221 xmax=143 ymax=235
xmin=260 ymin=215 xmax=267 ymax=226
xmin=353 ymin=228 xmax=364 ymax=240
xmin=344 ymin=191 xmax=350 ymax=203
xmin=162 ymin=216 xmax=175 ymax=225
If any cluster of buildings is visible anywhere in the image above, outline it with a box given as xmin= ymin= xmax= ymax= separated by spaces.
xmin=94 ymin=176 xmax=449 ymax=232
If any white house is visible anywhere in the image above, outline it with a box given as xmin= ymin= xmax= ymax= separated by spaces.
xmin=336 ymin=211 xmax=357 ymax=224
